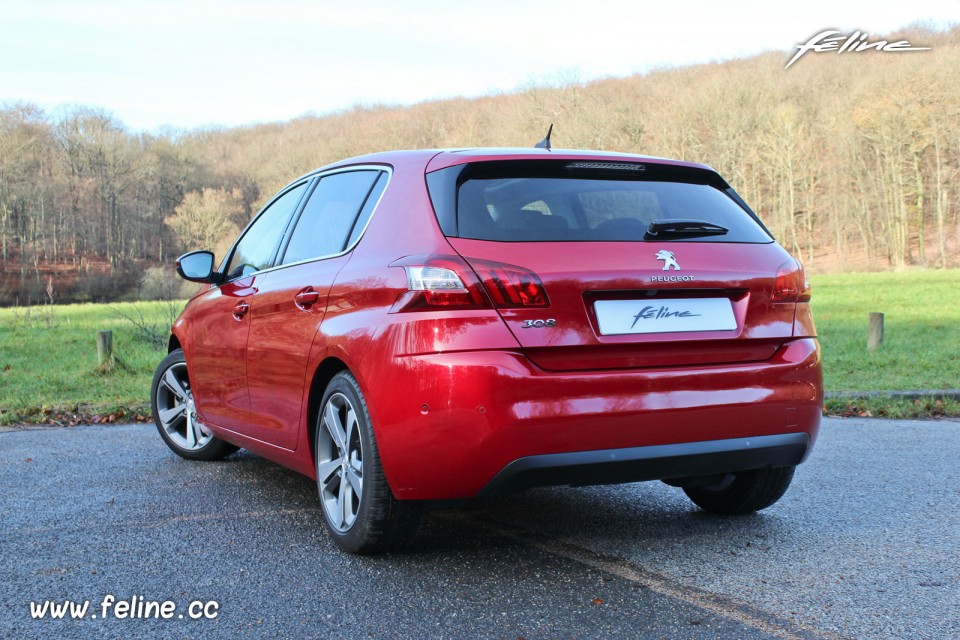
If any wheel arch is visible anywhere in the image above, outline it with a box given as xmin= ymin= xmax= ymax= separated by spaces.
xmin=306 ymin=356 xmax=351 ymax=463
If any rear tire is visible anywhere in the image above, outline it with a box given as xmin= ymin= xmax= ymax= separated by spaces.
xmin=314 ymin=371 xmax=423 ymax=554
xmin=683 ymin=466 xmax=795 ymax=515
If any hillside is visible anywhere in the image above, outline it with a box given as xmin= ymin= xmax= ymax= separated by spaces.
xmin=1 ymin=25 xmax=958 ymax=305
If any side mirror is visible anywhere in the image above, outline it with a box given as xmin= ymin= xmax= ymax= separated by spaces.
xmin=176 ymin=251 xmax=221 ymax=284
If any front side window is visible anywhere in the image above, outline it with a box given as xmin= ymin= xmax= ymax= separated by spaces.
xmin=225 ymin=182 xmax=307 ymax=279
xmin=280 ymin=170 xmax=381 ymax=265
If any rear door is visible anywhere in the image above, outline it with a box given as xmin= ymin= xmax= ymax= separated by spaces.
xmin=430 ymin=160 xmax=801 ymax=371
xmin=245 ymin=169 xmax=387 ymax=449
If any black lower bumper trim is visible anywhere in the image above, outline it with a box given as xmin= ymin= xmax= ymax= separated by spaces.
xmin=478 ymin=433 xmax=811 ymax=496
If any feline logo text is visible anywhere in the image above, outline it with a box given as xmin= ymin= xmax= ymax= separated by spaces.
xmin=785 ymin=30 xmax=930 ymax=69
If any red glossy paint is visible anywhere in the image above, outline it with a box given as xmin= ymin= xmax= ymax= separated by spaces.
xmin=181 ymin=276 xmax=258 ymax=431
xmin=244 ymin=255 xmax=351 ymax=449
xmin=171 ymin=148 xmax=822 ymax=500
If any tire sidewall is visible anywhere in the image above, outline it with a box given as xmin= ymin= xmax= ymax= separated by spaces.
xmin=684 ymin=466 xmax=795 ymax=515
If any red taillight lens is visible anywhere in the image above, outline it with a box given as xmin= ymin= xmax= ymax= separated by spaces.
xmin=390 ymin=255 xmax=489 ymax=312
xmin=469 ymin=259 xmax=549 ymax=308
xmin=773 ymin=259 xmax=811 ymax=303
xmin=389 ymin=255 xmax=549 ymax=311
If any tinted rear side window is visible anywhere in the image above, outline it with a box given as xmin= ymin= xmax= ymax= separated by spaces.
xmin=281 ymin=170 xmax=381 ymax=265
xmin=429 ymin=161 xmax=772 ymax=243
xmin=346 ymin=172 xmax=388 ymax=248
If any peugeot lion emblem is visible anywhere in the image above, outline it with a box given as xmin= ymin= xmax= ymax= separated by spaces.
xmin=655 ymin=250 xmax=681 ymax=271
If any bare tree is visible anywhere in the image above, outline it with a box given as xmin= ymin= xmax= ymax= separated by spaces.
xmin=165 ymin=187 xmax=243 ymax=254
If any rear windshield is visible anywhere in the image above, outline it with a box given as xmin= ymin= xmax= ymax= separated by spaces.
xmin=427 ymin=160 xmax=772 ymax=243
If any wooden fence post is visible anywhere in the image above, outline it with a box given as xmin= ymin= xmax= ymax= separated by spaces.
xmin=867 ymin=312 xmax=884 ymax=352
xmin=97 ymin=330 xmax=113 ymax=368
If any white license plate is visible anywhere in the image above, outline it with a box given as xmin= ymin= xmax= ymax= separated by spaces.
xmin=594 ymin=298 xmax=737 ymax=335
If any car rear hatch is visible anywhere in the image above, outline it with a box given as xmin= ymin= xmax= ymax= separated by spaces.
xmin=426 ymin=158 xmax=808 ymax=372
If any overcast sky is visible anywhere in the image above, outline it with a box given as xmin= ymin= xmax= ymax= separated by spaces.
xmin=2 ymin=0 xmax=957 ymax=132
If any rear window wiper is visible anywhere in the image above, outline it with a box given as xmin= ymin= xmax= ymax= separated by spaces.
xmin=645 ymin=218 xmax=729 ymax=239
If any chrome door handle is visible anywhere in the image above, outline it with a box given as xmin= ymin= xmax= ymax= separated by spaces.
xmin=295 ymin=288 xmax=320 ymax=310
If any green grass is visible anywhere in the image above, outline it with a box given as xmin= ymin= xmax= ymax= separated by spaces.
xmin=0 ymin=301 xmax=182 ymax=425
xmin=1 ymin=270 xmax=958 ymax=425
xmin=810 ymin=269 xmax=960 ymax=393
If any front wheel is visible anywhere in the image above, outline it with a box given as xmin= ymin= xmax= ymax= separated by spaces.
xmin=315 ymin=371 xmax=422 ymax=554
xmin=151 ymin=349 xmax=238 ymax=461
xmin=683 ymin=466 xmax=796 ymax=515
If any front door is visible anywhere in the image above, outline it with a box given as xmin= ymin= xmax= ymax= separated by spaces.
xmin=188 ymin=180 xmax=310 ymax=436
xmin=187 ymin=276 xmax=257 ymax=431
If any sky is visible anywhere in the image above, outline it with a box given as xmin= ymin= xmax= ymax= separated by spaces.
xmin=1 ymin=0 xmax=958 ymax=132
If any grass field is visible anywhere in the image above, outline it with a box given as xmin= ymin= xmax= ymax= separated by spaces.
xmin=1 ymin=270 xmax=958 ymax=425
xmin=811 ymin=270 xmax=960 ymax=392
xmin=0 ymin=301 xmax=183 ymax=425
xmin=811 ymin=270 xmax=960 ymax=417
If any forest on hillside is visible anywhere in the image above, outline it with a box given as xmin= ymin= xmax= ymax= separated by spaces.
xmin=1 ymin=26 xmax=958 ymax=305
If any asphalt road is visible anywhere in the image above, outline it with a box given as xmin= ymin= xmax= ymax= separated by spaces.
xmin=1 ymin=418 xmax=957 ymax=640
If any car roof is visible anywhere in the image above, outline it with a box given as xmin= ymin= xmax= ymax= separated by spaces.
xmin=309 ymin=148 xmax=716 ymax=177
xmin=428 ymin=148 xmax=714 ymax=173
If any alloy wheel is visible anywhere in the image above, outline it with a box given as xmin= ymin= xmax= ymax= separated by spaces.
xmin=155 ymin=362 xmax=212 ymax=451
xmin=316 ymin=392 xmax=364 ymax=532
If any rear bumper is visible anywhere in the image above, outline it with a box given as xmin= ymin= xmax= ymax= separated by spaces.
xmin=368 ymin=337 xmax=822 ymax=500
xmin=479 ymin=432 xmax=810 ymax=496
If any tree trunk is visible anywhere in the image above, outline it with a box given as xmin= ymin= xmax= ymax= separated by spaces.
xmin=934 ymin=135 xmax=946 ymax=268
xmin=1 ymin=201 xmax=7 ymax=265
xmin=913 ymin=151 xmax=925 ymax=263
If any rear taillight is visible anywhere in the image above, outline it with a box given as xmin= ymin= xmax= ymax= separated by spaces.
xmin=390 ymin=255 xmax=549 ymax=311
xmin=469 ymin=259 xmax=549 ymax=308
xmin=773 ymin=259 xmax=811 ymax=303
xmin=390 ymin=255 xmax=489 ymax=311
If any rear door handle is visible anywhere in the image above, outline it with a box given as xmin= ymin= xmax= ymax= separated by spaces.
xmin=295 ymin=288 xmax=320 ymax=310
xmin=232 ymin=301 xmax=250 ymax=320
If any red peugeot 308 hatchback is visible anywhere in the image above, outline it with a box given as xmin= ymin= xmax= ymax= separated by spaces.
xmin=152 ymin=148 xmax=822 ymax=553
